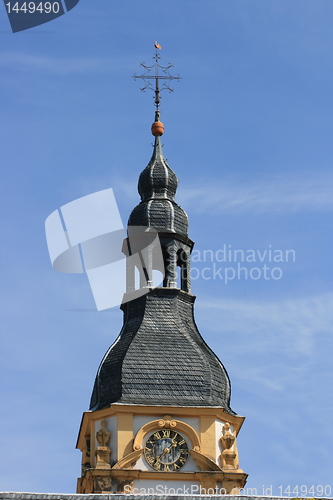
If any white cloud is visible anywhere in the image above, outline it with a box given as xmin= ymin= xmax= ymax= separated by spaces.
xmin=0 ymin=52 xmax=130 ymax=75
xmin=177 ymin=173 xmax=333 ymax=214
xmin=198 ymin=293 xmax=333 ymax=356
xmin=196 ymin=292 xmax=333 ymax=400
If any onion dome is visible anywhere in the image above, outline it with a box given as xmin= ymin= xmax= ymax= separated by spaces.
xmin=138 ymin=135 xmax=178 ymax=201
xmin=90 ymin=288 xmax=235 ymax=414
xmin=128 ymin=133 xmax=189 ymax=237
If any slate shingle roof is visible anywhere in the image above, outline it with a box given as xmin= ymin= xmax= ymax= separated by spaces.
xmin=90 ymin=288 xmax=235 ymax=414
xmin=128 ymin=136 xmax=188 ymax=237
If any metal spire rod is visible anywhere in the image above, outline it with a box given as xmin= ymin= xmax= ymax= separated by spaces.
xmin=133 ymin=42 xmax=181 ymax=114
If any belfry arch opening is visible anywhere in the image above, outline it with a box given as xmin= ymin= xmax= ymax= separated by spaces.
xmin=177 ymin=248 xmax=190 ymax=293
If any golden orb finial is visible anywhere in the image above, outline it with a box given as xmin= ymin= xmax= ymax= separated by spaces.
xmin=151 ymin=121 xmax=164 ymax=136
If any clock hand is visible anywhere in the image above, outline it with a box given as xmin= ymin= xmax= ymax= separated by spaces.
xmin=154 ymin=447 xmax=169 ymax=465
xmin=162 ymin=440 xmax=178 ymax=454
xmin=157 ymin=446 xmax=170 ymax=459
xmin=154 ymin=440 xmax=178 ymax=464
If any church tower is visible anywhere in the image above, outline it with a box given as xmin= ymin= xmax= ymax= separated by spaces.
xmin=76 ymin=46 xmax=248 ymax=495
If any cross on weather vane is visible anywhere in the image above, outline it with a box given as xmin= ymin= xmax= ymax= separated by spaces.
xmin=133 ymin=42 xmax=181 ymax=117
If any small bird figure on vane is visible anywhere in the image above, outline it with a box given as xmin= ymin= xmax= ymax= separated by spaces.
xmin=154 ymin=41 xmax=162 ymax=49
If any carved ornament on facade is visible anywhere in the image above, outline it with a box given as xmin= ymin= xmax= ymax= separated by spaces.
xmin=220 ymin=422 xmax=238 ymax=470
xmin=95 ymin=419 xmax=111 ymax=469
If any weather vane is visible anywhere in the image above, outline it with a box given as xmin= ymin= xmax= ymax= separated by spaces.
xmin=133 ymin=42 xmax=181 ymax=119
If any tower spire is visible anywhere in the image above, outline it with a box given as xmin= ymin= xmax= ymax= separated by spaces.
xmin=76 ymin=47 xmax=248 ymax=495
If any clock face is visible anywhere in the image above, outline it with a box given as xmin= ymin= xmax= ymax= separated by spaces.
xmin=144 ymin=428 xmax=189 ymax=471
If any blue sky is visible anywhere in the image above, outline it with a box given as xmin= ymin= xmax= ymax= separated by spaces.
xmin=1 ymin=0 xmax=332 ymax=495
